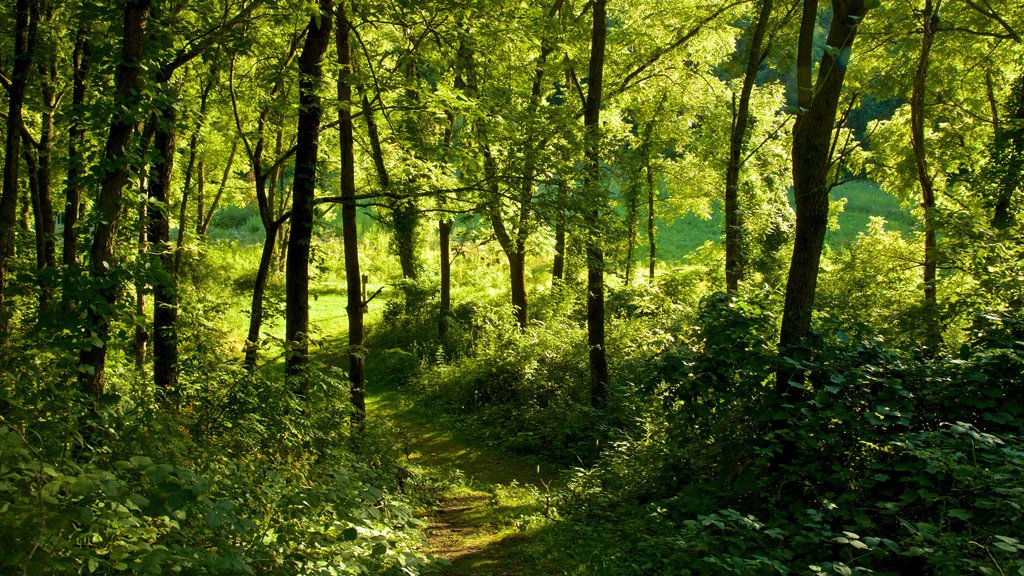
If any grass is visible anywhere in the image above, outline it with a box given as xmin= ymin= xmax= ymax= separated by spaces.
xmin=633 ymin=179 xmax=915 ymax=263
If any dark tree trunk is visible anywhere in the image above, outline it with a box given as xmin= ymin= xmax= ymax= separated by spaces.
xmin=777 ymin=0 xmax=866 ymax=393
xmin=647 ymin=158 xmax=656 ymax=280
xmin=585 ymin=0 xmax=609 ymax=409
xmin=148 ymin=106 xmax=179 ymax=390
xmin=285 ymin=0 xmax=333 ymax=386
xmin=439 ymin=217 xmax=452 ymax=340
xmin=725 ymin=0 xmax=774 ymax=292
xmin=624 ymin=180 xmax=638 ymax=284
xmin=992 ymin=72 xmax=1024 ymax=229
xmin=78 ymin=0 xmax=152 ymax=396
xmin=910 ymin=0 xmax=941 ymax=350
xmin=244 ymin=222 xmax=278 ymax=368
xmin=0 ymin=0 xmax=38 ymax=340
xmin=135 ymin=200 xmax=149 ymax=371
xmin=509 ymin=248 xmax=529 ymax=329
xmin=336 ymin=2 xmax=365 ymax=420
xmin=64 ymin=26 xmax=91 ymax=269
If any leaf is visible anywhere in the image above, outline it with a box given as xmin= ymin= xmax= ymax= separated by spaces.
xmin=341 ymin=527 xmax=358 ymax=541
xmin=864 ymin=0 xmax=881 ymax=9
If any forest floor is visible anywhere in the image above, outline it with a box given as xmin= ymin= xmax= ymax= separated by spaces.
xmin=366 ymin=383 xmax=570 ymax=575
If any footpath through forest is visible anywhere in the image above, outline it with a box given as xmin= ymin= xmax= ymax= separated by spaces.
xmin=366 ymin=381 xmax=569 ymax=575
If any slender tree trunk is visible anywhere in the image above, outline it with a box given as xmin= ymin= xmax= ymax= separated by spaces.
xmin=725 ymin=0 xmax=774 ymax=292
xmin=245 ymin=221 xmax=279 ymax=367
xmin=992 ymin=72 xmax=1024 ymax=229
xmin=148 ymin=106 xmax=179 ymax=390
xmin=624 ymin=180 xmax=638 ymax=284
xmin=509 ymin=248 xmax=528 ymax=328
xmin=78 ymin=0 xmax=152 ymax=396
xmin=135 ymin=200 xmax=149 ymax=371
xmin=64 ymin=26 xmax=91 ymax=269
xmin=585 ymin=0 xmax=609 ymax=409
xmin=336 ymin=2 xmax=365 ymax=420
xmin=285 ymin=0 xmax=333 ymax=385
xmin=910 ymin=0 xmax=942 ymax=350
xmin=0 ymin=0 xmax=38 ymax=340
xmin=439 ymin=217 xmax=452 ymax=340
xmin=777 ymin=0 xmax=866 ymax=393
xmin=196 ymin=138 xmax=238 ymax=237
xmin=647 ymin=158 xmax=656 ymax=280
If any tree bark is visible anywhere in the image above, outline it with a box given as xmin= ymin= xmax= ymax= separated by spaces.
xmin=439 ymin=217 xmax=453 ymax=340
xmin=777 ymin=0 xmax=866 ymax=393
xmin=910 ymin=0 xmax=942 ymax=350
xmin=148 ymin=106 xmax=179 ymax=390
xmin=285 ymin=0 xmax=333 ymax=386
xmin=552 ymin=184 xmax=566 ymax=284
xmin=336 ymin=2 xmax=365 ymax=420
xmin=585 ymin=0 xmax=609 ymax=409
xmin=647 ymin=157 xmax=656 ymax=280
xmin=78 ymin=0 xmax=152 ymax=396
xmin=0 ymin=0 xmax=39 ymax=340
xmin=725 ymin=0 xmax=774 ymax=292
xmin=63 ymin=26 xmax=91 ymax=270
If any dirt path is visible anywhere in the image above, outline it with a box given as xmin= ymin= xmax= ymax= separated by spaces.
xmin=367 ymin=388 xmax=564 ymax=575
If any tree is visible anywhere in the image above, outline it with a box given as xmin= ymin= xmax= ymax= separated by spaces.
xmin=0 ymin=0 xmax=39 ymax=341
xmin=285 ymin=0 xmax=333 ymax=385
xmin=585 ymin=0 xmax=609 ymax=408
xmin=336 ymin=1 xmax=365 ymax=419
xmin=78 ymin=0 xmax=153 ymax=396
xmin=777 ymin=0 xmax=868 ymax=393
xmin=725 ymin=0 xmax=775 ymax=292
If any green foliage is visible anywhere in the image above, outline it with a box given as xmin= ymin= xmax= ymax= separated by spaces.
xmin=0 ymin=301 xmax=428 ymax=575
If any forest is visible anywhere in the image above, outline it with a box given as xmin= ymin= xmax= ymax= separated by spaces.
xmin=1 ymin=0 xmax=1022 ymax=573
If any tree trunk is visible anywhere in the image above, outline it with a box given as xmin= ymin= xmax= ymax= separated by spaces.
xmin=336 ymin=2 xmax=365 ymax=420
xmin=285 ymin=0 xmax=333 ymax=386
xmin=196 ymin=138 xmax=238 ymax=237
xmin=0 ymin=0 xmax=38 ymax=340
xmin=910 ymin=0 xmax=941 ymax=350
xmin=439 ymin=217 xmax=452 ymax=340
xmin=725 ymin=0 xmax=774 ymax=292
xmin=63 ymin=26 xmax=91 ymax=269
xmin=244 ymin=221 xmax=279 ymax=368
xmin=647 ymin=158 xmax=656 ymax=280
xmin=135 ymin=200 xmax=149 ymax=371
xmin=777 ymin=0 xmax=866 ymax=393
xmin=78 ymin=0 xmax=152 ymax=396
xmin=585 ymin=0 xmax=609 ymax=409
xmin=148 ymin=106 xmax=179 ymax=390
xmin=509 ymin=248 xmax=529 ymax=329
xmin=992 ymin=72 xmax=1024 ymax=229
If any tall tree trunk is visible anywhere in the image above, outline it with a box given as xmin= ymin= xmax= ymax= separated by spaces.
xmin=285 ymin=0 xmax=333 ymax=385
xmin=439 ymin=217 xmax=453 ymax=340
xmin=777 ymin=0 xmax=866 ymax=393
xmin=78 ymin=0 xmax=152 ymax=396
xmin=33 ymin=47 xmax=58 ymax=315
xmin=336 ymin=2 xmax=365 ymax=419
xmin=647 ymin=158 xmax=656 ymax=280
xmin=245 ymin=221 xmax=279 ymax=367
xmin=725 ymin=0 xmax=774 ymax=292
xmin=64 ymin=26 xmax=91 ymax=269
xmin=910 ymin=0 xmax=942 ymax=350
xmin=991 ymin=72 xmax=1024 ymax=229
xmin=585 ymin=0 xmax=609 ymax=409
xmin=148 ymin=105 xmax=179 ymax=390
xmin=135 ymin=200 xmax=149 ymax=371
xmin=0 ymin=0 xmax=39 ymax=340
